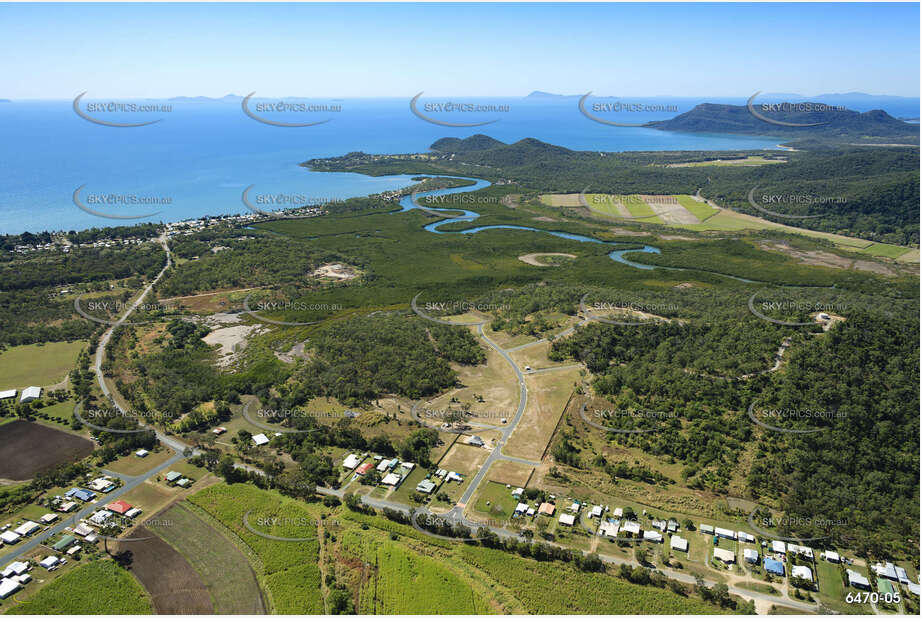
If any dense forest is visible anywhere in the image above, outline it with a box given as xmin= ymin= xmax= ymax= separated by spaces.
xmin=549 ymin=293 xmax=919 ymax=553
xmin=0 ymin=243 xmax=164 ymax=347
xmin=286 ymin=314 xmax=486 ymax=406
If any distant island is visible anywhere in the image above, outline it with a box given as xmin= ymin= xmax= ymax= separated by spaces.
xmin=645 ymin=102 xmax=919 ymax=144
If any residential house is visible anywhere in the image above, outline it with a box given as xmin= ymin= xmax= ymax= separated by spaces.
xmin=847 ymin=569 xmax=870 ymax=590
xmin=14 ymin=521 xmax=40 ymax=537
xmin=765 ymin=557 xmax=785 ymax=576
xmin=743 ymin=548 xmax=759 ymax=563
xmin=599 ymin=521 xmax=619 ymax=538
xmin=713 ymin=547 xmax=735 ymax=564
xmin=621 ymin=521 xmax=641 ymax=535
xmin=670 ymin=535 xmax=688 ymax=551
xmin=559 ymin=513 xmax=575 ymax=526
xmin=251 ymin=433 xmax=270 ymax=446
xmin=538 ymin=503 xmax=555 ymax=516
xmin=416 ymin=479 xmax=436 ymax=494
xmin=791 ymin=565 xmax=813 ymax=583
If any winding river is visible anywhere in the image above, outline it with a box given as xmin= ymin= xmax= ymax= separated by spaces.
xmin=396 ymin=176 xmax=663 ymax=270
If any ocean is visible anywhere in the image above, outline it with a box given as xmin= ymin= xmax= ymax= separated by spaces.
xmin=0 ymin=95 xmax=914 ymax=235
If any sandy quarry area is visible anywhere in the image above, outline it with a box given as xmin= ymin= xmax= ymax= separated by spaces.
xmin=203 ymin=323 xmax=266 ymax=367
xmin=313 ymin=263 xmax=358 ymax=280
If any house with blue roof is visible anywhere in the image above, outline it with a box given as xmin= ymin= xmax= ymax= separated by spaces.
xmin=765 ymin=557 xmax=785 ymax=576
xmin=65 ymin=488 xmax=95 ymax=502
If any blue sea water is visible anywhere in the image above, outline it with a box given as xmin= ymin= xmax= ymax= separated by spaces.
xmin=0 ymin=95 xmax=912 ymax=234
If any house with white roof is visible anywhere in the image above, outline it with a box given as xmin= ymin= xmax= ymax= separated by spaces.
xmin=0 ymin=389 xmax=16 ymax=400
xmin=559 ymin=513 xmax=575 ymax=526
xmin=788 ymin=543 xmax=814 ymax=559
xmin=0 ymin=578 xmax=22 ymax=600
xmin=612 ymin=507 xmax=623 ymax=518
xmin=792 ymin=565 xmax=813 ymax=583
xmin=621 ymin=520 xmax=641 ymax=535
xmin=515 ymin=502 xmax=528 ymax=514
xmin=824 ymin=550 xmax=840 ymax=563
xmin=40 ymin=513 xmax=58 ymax=524
xmin=670 ymin=535 xmax=688 ymax=551
xmin=847 ymin=569 xmax=870 ymax=589
xmin=737 ymin=531 xmax=755 ymax=543
xmin=380 ymin=472 xmax=402 ymax=486
xmin=589 ymin=505 xmax=603 ymax=518
xmin=599 ymin=521 xmax=619 ymax=538
xmin=714 ymin=527 xmax=736 ymax=539
xmin=771 ymin=540 xmax=787 ymax=554
xmin=19 ymin=386 xmax=41 ymax=403
xmin=14 ymin=521 xmax=40 ymax=537
xmin=713 ymin=547 xmax=735 ymax=564
xmin=743 ymin=548 xmax=759 ymax=563
xmin=644 ymin=530 xmax=663 ymax=543
xmin=0 ymin=530 xmax=21 ymax=544
xmin=39 ymin=556 xmax=60 ymax=569
xmin=6 ymin=562 xmax=29 ymax=577
xmin=342 ymin=454 xmax=361 ymax=469
xmin=251 ymin=433 xmax=270 ymax=446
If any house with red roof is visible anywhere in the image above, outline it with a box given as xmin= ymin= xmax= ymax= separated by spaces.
xmin=355 ymin=462 xmax=374 ymax=475
xmin=106 ymin=500 xmax=132 ymax=515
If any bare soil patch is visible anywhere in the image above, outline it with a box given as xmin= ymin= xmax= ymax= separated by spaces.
xmin=203 ymin=324 xmax=266 ymax=367
xmin=313 ymin=262 xmax=358 ymax=280
xmin=118 ymin=526 xmax=214 ymax=614
xmin=518 ymin=252 xmax=576 ymax=267
xmin=0 ymin=421 xmax=94 ymax=480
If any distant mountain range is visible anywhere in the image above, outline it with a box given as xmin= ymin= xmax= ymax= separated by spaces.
xmin=168 ymin=94 xmax=242 ymax=102
xmin=645 ymin=103 xmax=919 ymax=143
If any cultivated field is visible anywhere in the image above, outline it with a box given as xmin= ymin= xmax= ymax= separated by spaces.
xmin=118 ymin=527 xmax=214 ymax=614
xmin=152 ymin=502 xmax=266 ymax=614
xmin=0 ymin=341 xmax=85 ymax=390
xmin=5 ymin=559 xmax=152 ymax=615
xmin=186 ymin=483 xmax=324 ymax=614
xmin=0 ymin=421 xmax=94 ymax=481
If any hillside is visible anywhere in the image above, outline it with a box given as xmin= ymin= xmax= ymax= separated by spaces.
xmin=646 ymin=102 xmax=919 ymax=144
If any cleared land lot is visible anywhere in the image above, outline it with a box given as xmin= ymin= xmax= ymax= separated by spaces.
xmin=0 ymin=341 xmax=85 ymax=390
xmin=422 ymin=341 xmax=520 ymax=427
xmin=504 ymin=366 xmax=582 ymax=461
xmin=153 ymin=502 xmax=266 ymax=614
xmin=485 ymin=459 xmax=534 ymax=486
xmin=118 ymin=526 xmax=214 ymax=614
xmin=0 ymin=421 xmax=94 ymax=480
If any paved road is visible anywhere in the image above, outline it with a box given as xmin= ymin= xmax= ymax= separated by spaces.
xmin=0 ymin=450 xmax=183 ymax=569
xmin=1 ymin=234 xmax=192 ymax=570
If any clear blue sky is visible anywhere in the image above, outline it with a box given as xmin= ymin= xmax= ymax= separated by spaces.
xmin=2 ymin=2 xmax=918 ymax=98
